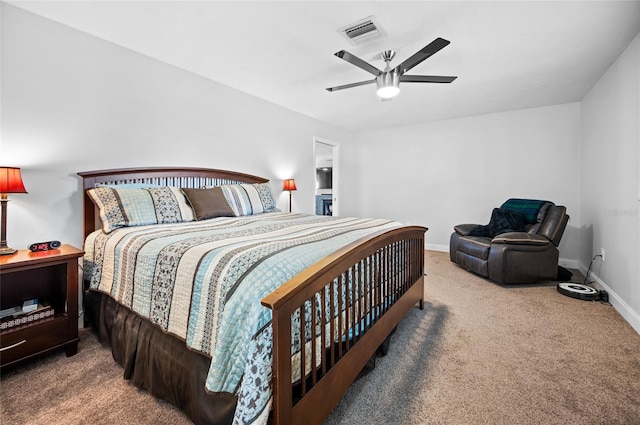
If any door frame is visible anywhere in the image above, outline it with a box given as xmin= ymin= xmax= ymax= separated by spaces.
xmin=313 ymin=137 xmax=339 ymax=216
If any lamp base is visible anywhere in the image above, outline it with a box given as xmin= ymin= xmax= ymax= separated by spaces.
xmin=0 ymin=245 xmax=17 ymax=256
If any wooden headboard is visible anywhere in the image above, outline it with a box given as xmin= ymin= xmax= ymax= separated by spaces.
xmin=78 ymin=167 xmax=269 ymax=241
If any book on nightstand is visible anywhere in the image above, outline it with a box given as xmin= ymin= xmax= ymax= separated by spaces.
xmin=22 ymin=298 xmax=39 ymax=313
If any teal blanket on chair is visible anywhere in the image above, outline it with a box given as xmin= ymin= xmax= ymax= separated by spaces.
xmin=500 ymin=198 xmax=549 ymax=223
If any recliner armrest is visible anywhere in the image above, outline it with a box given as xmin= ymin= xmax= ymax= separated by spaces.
xmin=491 ymin=232 xmax=551 ymax=245
xmin=454 ymin=224 xmax=479 ymax=236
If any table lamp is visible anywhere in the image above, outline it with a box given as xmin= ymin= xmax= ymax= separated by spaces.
xmin=282 ymin=179 xmax=297 ymax=213
xmin=0 ymin=167 xmax=28 ymax=255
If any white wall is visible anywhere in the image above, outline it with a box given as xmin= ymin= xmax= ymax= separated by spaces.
xmin=580 ymin=33 xmax=640 ymax=333
xmin=3 ymin=4 xmax=638 ymax=335
xmin=342 ymin=103 xmax=582 ymax=261
xmin=1 ymin=4 xmax=352 ymax=250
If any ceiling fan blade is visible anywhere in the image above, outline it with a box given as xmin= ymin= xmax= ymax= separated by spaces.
xmin=400 ymin=75 xmax=457 ymax=83
xmin=395 ymin=37 xmax=451 ymax=75
xmin=326 ymin=79 xmax=376 ymax=92
xmin=334 ymin=50 xmax=382 ymax=76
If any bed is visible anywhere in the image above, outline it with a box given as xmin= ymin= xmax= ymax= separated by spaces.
xmin=78 ymin=166 xmax=426 ymax=425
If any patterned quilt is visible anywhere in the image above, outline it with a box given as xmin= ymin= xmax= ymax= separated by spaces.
xmin=84 ymin=212 xmax=401 ymax=424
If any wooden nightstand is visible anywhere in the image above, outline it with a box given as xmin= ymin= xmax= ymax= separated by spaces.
xmin=0 ymin=244 xmax=83 ymax=370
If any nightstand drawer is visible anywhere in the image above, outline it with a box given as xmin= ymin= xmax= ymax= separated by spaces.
xmin=0 ymin=316 xmax=68 ymax=366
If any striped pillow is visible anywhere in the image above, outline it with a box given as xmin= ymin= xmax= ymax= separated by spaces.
xmin=87 ymin=186 xmax=194 ymax=233
xmin=219 ymin=183 xmax=278 ymax=216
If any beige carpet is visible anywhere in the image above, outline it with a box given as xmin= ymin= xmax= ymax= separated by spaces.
xmin=2 ymin=251 xmax=639 ymax=424
xmin=328 ymin=251 xmax=640 ymax=424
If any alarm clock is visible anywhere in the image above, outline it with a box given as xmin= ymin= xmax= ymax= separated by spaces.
xmin=28 ymin=241 xmax=62 ymax=252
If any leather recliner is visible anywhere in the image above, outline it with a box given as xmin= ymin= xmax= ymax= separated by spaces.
xmin=449 ymin=199 xmax=569 ymax=284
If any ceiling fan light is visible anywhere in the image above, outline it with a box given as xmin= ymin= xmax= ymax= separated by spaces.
xmin=376 ymin=72 xmax=400 ymax=99
xmin=376 ymin=85 xmax=400 ymax=99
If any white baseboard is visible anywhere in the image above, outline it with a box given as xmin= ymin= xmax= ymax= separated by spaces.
xmin=559 ymin=257 xmax=580 ymax=269
xmin=426 ymin=243 xmax=448 ymax=252
xmin=576 ymin=262 xmax=640 ymax=336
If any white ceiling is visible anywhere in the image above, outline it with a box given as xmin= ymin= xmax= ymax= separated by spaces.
xmin=8 ymin=1 xmax=640 ymax=132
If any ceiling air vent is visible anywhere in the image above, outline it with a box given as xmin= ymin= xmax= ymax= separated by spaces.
xmin=338 ymin=16 xmax=386 ymax=46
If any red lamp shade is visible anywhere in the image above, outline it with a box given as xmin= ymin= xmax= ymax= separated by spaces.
xmin=282 ymin=179 xmax=297 ymax=192
xmin=0 ymin=167 xmax=28 ymax=195
xmin=0 ymin=167 xmax=27 ymax=255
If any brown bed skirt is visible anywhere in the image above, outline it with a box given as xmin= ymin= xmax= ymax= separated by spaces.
xmin=84 ymin=290 xmax=237 ymax=425
xmin=85 ymin=290 xmax=393 ymax=425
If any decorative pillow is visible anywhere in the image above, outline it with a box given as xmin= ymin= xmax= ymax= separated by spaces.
xmin=147 ymin=187 xmax=195 ymax=223
xmin=251 ymin=183 xmax=278 ymax=213
xmin=219 ymin=183 xmax=278 ymax=216
xmin=182 ymin=187 xmax=235 ymax=220
xmin=469 ymin=208 xmax=528 ymax=238
xmin=87 ymin=186 xmax=194 ymax=233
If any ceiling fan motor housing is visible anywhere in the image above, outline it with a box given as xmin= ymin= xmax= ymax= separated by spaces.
xmin=376 ymin=72 xmax=400 ymax=98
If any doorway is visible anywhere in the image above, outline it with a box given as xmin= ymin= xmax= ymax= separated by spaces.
xmin=313 ymin=138 xmax=339 ymax=216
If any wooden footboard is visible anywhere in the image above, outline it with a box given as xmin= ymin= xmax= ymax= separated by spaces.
xmin=262 ymin=225 xmax=427 ymax=425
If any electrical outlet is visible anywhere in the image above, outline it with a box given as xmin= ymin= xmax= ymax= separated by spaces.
xmin=600 ymin=248 xmax=605 ymax=262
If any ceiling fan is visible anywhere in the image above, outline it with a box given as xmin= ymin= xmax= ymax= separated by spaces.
xmin=326 ymin=37 xmax=457 ymax=100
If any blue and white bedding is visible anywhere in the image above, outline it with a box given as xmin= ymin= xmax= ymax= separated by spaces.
xmin=84 ymin=212 xmax=401 ymax=424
